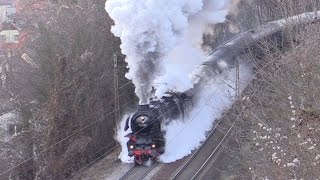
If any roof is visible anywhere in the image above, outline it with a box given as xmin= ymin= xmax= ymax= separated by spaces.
xmin=14 ymin=0 xmax=48 ymax=13
xmin=0 ymin=0 xmax=13 ymax=5
xmin=0 ymin=22 xmax=17 ymax=31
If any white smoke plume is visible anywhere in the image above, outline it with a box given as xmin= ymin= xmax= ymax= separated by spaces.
xmin=105 ymin=0 xmax=232 ymax=104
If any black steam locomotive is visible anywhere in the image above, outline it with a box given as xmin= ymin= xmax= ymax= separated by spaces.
xmin=124 ymin=92 xmax=191 ymax=165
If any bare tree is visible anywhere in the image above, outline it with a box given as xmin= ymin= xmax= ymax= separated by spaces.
xmin=1 ymin=0 xmax=136 ymax=179
xmin=204 ymin=1 xmax=320 ymax=179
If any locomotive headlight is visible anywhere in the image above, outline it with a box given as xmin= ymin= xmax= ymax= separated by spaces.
xmin=129 ymin=145 xmax=134 ymax=149
xmin=151 ymin=144 xmax=156 ymax=148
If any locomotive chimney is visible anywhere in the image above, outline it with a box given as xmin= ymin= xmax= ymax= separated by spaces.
xmin=138 ymin=104 xmax=150 ymax=111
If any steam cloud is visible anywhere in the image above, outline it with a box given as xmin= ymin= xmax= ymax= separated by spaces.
xmin=106 ymin=0 xmax=248 ymax=164
xmin=116 ymin=61 xmax=253 ymax=163
xmin=105 ymin=0 xmax=231 ymax=104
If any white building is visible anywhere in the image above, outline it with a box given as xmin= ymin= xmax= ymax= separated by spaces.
xmin=0 ymin=0 xmax=15 ymax=23
xmin=0 ymin=111 xmax=20 ymax=141
xmin=0 ymin=28 xmax=19 ymax=43
xmin=0 ymin=0 xmax=18 ymax=45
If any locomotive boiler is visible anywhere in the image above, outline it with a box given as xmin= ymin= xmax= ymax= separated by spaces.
xmin=124 ymin=92 xmax=191 ymax=165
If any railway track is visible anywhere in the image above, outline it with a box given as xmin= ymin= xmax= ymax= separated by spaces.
xmin=170 ymin=107 xmax=245 ymax=180
xmin=119 ymin=163 xmax=158 ymax=180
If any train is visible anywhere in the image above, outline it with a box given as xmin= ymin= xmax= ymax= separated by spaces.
xmin=124 ymin=92 xmax=191 ymax=165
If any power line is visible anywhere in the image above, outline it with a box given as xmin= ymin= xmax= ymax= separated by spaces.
xmin=114 ymin=54 xmax=121 ymax=140
xmin=37 ymin=87 xmax=136 ymax=149
xmin=119 ymin=81 xmax=132 ymax=89
xmin=0 ymin=65 xmax=137 ymax=176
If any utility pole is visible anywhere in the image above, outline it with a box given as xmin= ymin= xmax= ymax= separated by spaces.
xmin=235 ymin=58 xmax=240 ymax=99
xmin=113 ymin=54 xmax=120 ymax=136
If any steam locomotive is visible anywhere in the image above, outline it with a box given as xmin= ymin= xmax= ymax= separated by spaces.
xmin=124 ymin=92 xmax=191 ymax=165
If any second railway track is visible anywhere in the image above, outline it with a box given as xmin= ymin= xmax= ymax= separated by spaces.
xmin=170 ymin=107 xmax=245 ymax=180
